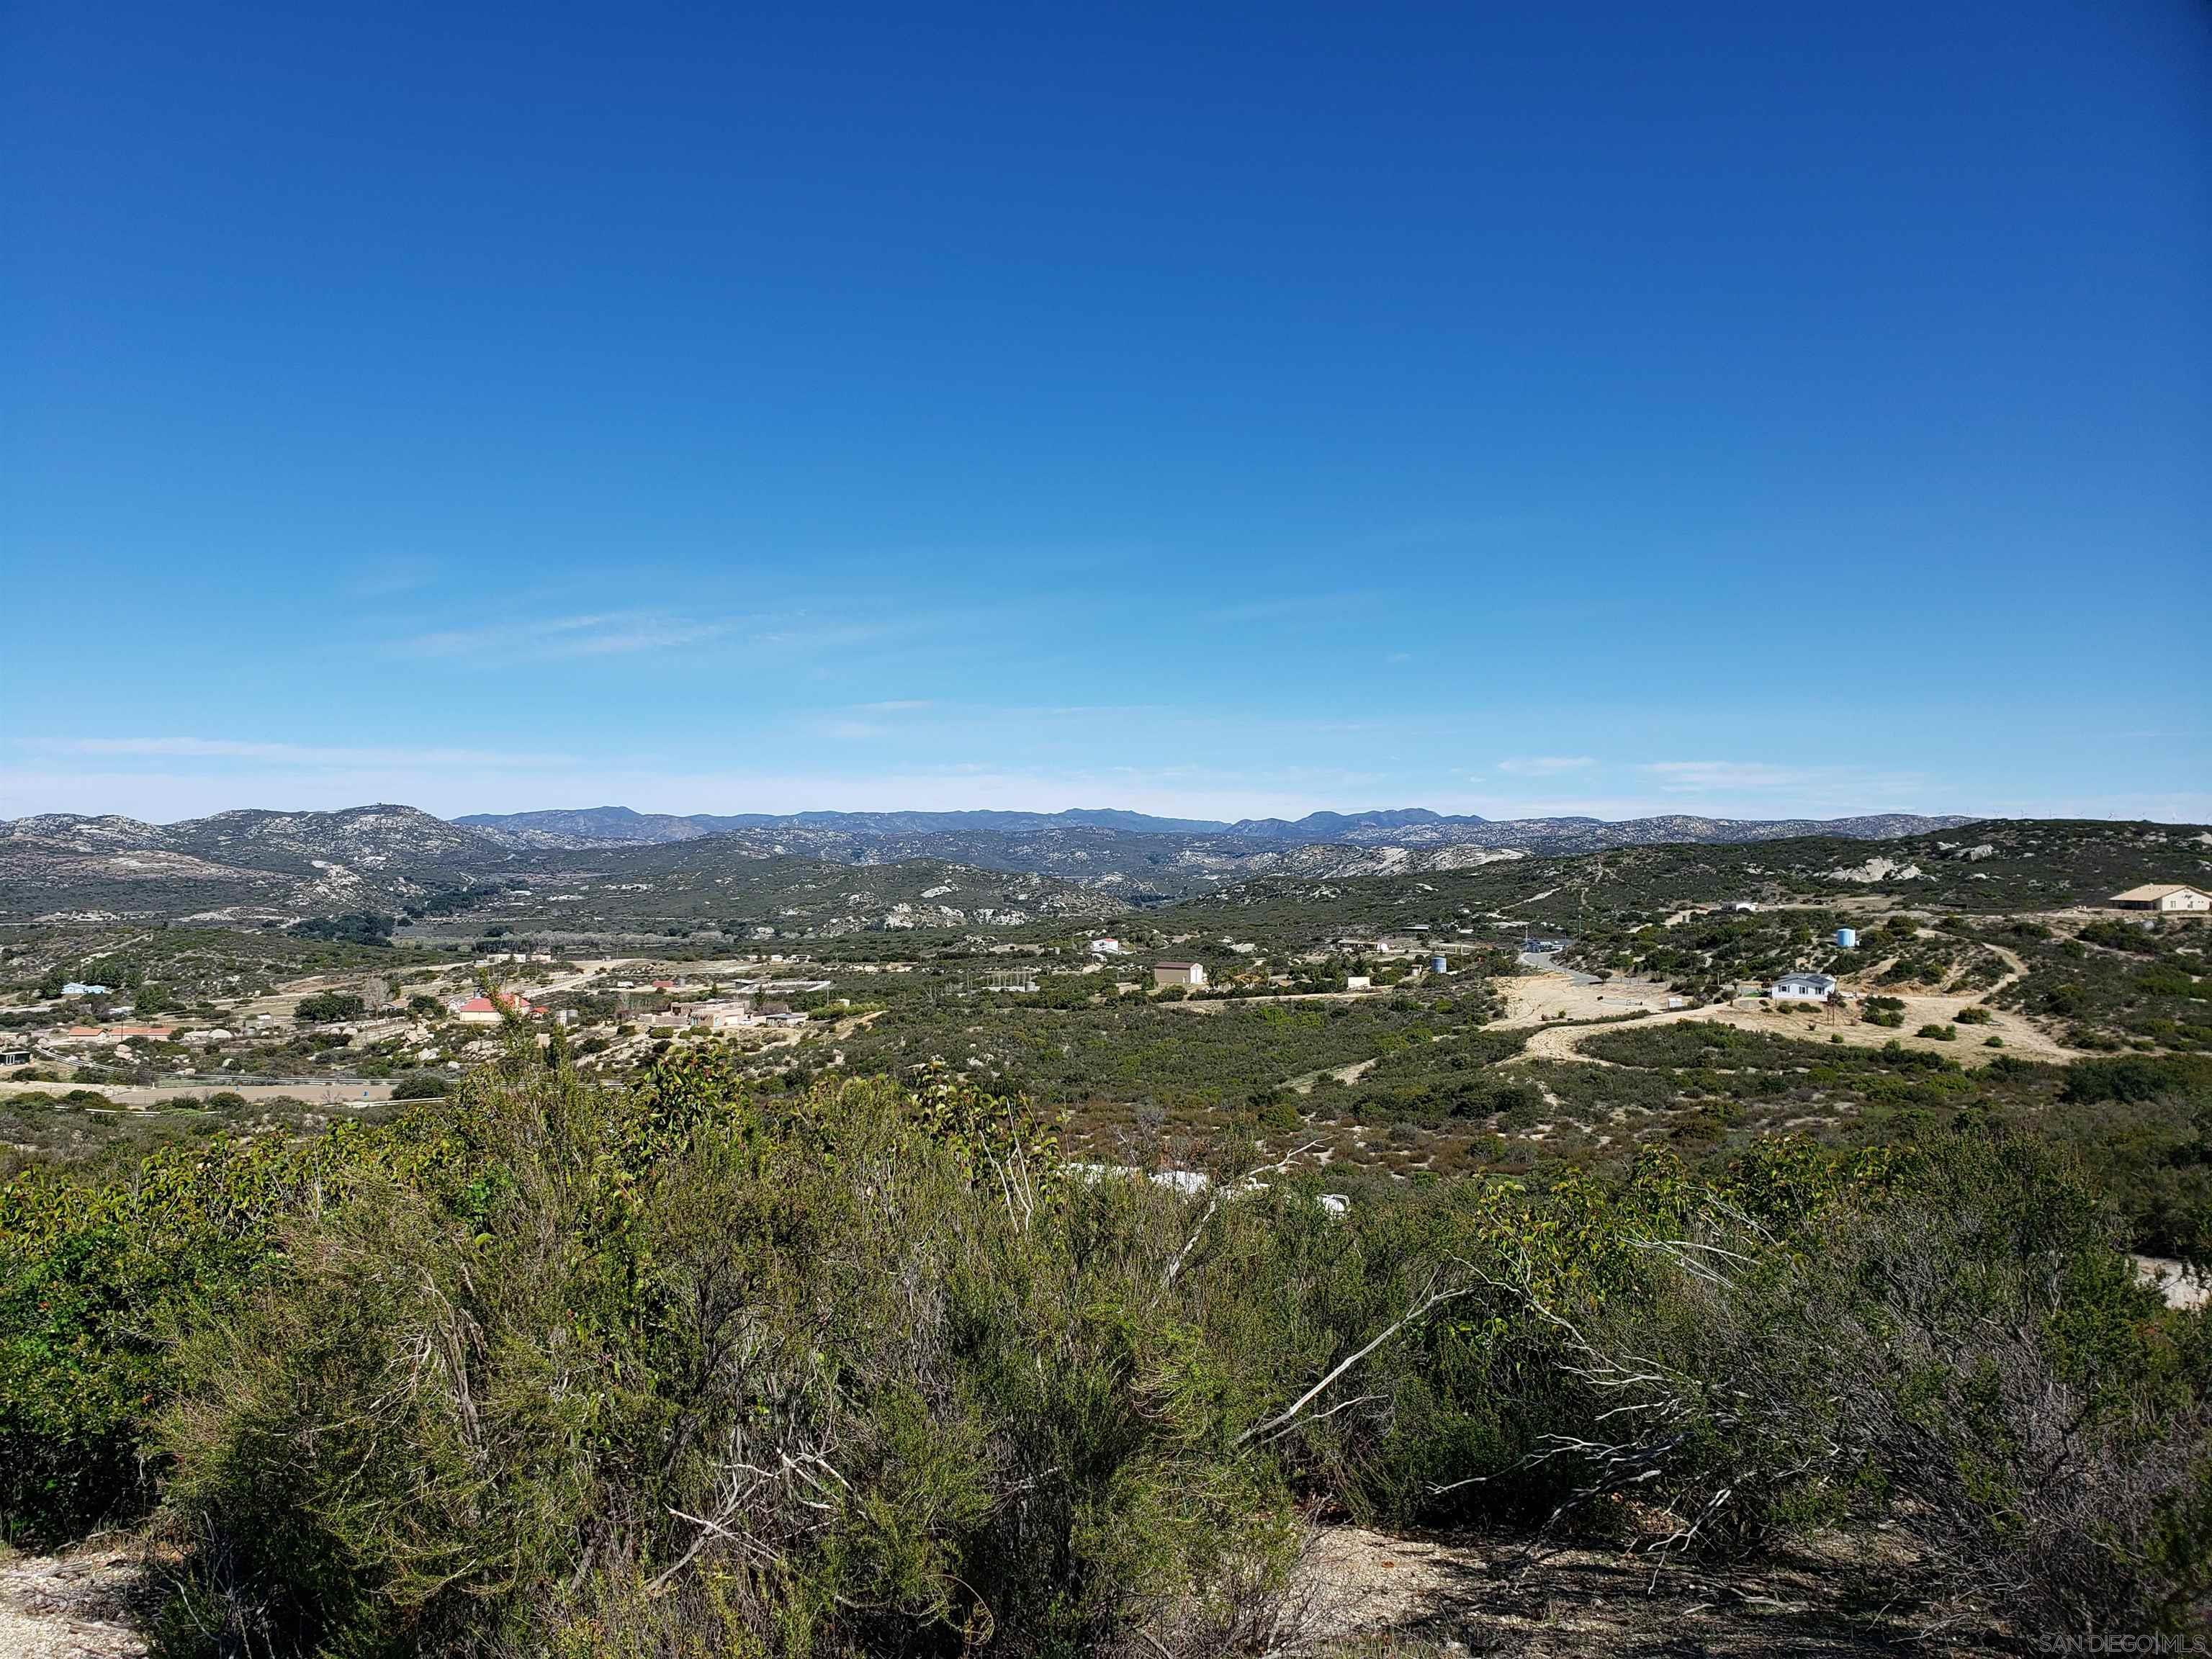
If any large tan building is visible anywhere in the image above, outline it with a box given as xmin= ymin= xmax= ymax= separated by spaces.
xmin=1151 ymin=961 xmax=1208 ymax=989
xmin=449 ymin=991 xmax=538 ymax=1025
xmin=2108 ymin=884 xmax=2211 ymax=914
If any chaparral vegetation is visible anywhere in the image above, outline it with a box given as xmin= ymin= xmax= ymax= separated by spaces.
xmin=2 ymin=1021 xmax=2208 ymax=1654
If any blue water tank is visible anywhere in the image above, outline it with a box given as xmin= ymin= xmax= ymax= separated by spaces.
xmin=1835 ymin=927 xmax=1858 ymax=950
xmin=1429 ymin=954 xmax=1449 ymax=974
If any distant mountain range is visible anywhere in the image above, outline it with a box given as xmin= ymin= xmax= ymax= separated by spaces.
xmin=4 ymin=802 xmax=2206 ymax=934
xmin=456 ymin=804 xmax=1974 ymax=852
xmin=0 ymin=801 xmax=1982 ymax=924
xmin=452 ymin=804 xmax=1463 ymax=847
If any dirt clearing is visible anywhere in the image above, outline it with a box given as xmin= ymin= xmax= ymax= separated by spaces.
xmin=0 ymin=1543 xmax=148 ymax=1659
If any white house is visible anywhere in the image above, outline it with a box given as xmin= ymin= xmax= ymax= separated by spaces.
xmin=1771 ymin=972 xmax=1838 ymax=1002
xmin=2108 ymin=884 xmax=2212 ymax=914
xmin=1152 ymin=961 xmax=1207 ymax=989
xmin=1088 ymin=938 xmax=1125 ymax=956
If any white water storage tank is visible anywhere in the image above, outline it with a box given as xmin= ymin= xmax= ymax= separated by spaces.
xmin=1835 ymin=927 xmax=1858 ymax=949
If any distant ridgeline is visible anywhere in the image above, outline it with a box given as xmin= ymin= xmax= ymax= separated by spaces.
xmin=0 ymin=804 xmax=2205 ymax=940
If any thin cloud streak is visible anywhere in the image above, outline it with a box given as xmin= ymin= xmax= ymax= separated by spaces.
xmin=1642 ymin=760 xmax=1820 ymax=792
xmin=31 ymin=737 xmax=577 ymax=769
xmin=1638 ymin=760 xmax=1932 ymax=801
xmin=390 ymin=603 xmax=994 ymax=667
xmin=399 ymin=612 xmax=733 ymax=662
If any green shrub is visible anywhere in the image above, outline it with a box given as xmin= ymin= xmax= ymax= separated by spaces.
xmin=151 ymin=1057 xmax=1305 ymax=1655
xmin=2064 ymin=1055 xmax=2212 ymax=1105
xmin=0 ymin=1130 xmax=376 ymax=1542
xmin=292 ymin=992 xmax=366 ymax=1024
xmin=1504 ymin=1133 xmax=2212 ymax=1630
xmin=4 ymin=1039 xmax=2206 ymax=1645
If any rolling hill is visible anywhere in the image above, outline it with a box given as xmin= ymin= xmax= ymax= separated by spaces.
xmin=0 ymin=806 xmax=519 ymax=921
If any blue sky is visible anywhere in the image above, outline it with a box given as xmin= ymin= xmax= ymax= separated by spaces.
xmin=4 ymin=0 xmax=2207 ymax=825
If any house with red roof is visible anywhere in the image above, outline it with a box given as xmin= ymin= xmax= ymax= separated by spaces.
xmin=448 ymin=991 xmax=538 ymax=1025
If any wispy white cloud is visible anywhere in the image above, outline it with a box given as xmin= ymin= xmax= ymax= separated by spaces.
xmin=1212 ymin=592 xmax=1375 ymax=624
xmin=1496 ymin=755 xmax=1595 ymax=777
xmin=1642 ymin=761 xmax=1822 ymax=793
xmin=32 ymin=737 xmax=575 ymax=768
xmin=1631 ymin=760 xmax=1942 ymax=816
xmin=343 ymin=556 xmax=442 ymax=598
xmin=390 ymin=603 xmax=992 ymax=668
xmin=399 ymin=612 xmax=732 ymax=662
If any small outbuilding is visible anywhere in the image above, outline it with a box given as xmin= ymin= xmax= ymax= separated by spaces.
xmin=2108 ymin=884 xmax=2211 ymax=914
xmin=1151 ymin=961 xmax=1208 ymax=989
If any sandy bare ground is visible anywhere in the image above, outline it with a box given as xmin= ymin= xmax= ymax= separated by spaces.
xmin=0 ymin=1526 xmax=1996 ymax=1658
xmin=1499 ymin=950 xmax=2077 ymax=1071
xmin=1498 ymin=971 xmax=1682 ymax=1028
xmin=2135 ymin=1255 xmax=2212 ymax=1312
xmin=1296 ymin=1524 xmax=1997 ymax=1655
xmin=1287 ymin=1056 xmax=1382 ymax=1095
xmin=0 ymin=1544 xmax=148 ymax=1659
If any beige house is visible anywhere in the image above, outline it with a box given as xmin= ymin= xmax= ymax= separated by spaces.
xmin=687 ymin=1000 xmax=757 ymax=1030
xmin=2108 ymin=884 xmax=2212 ymax=914
xmin=686 ymin=999 xmax=808 ymax=1030
xmin=1151 ymin=961 xmax=1207 ymax=989
xmin=449 ymin=992 xmax=537 ymax=1025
